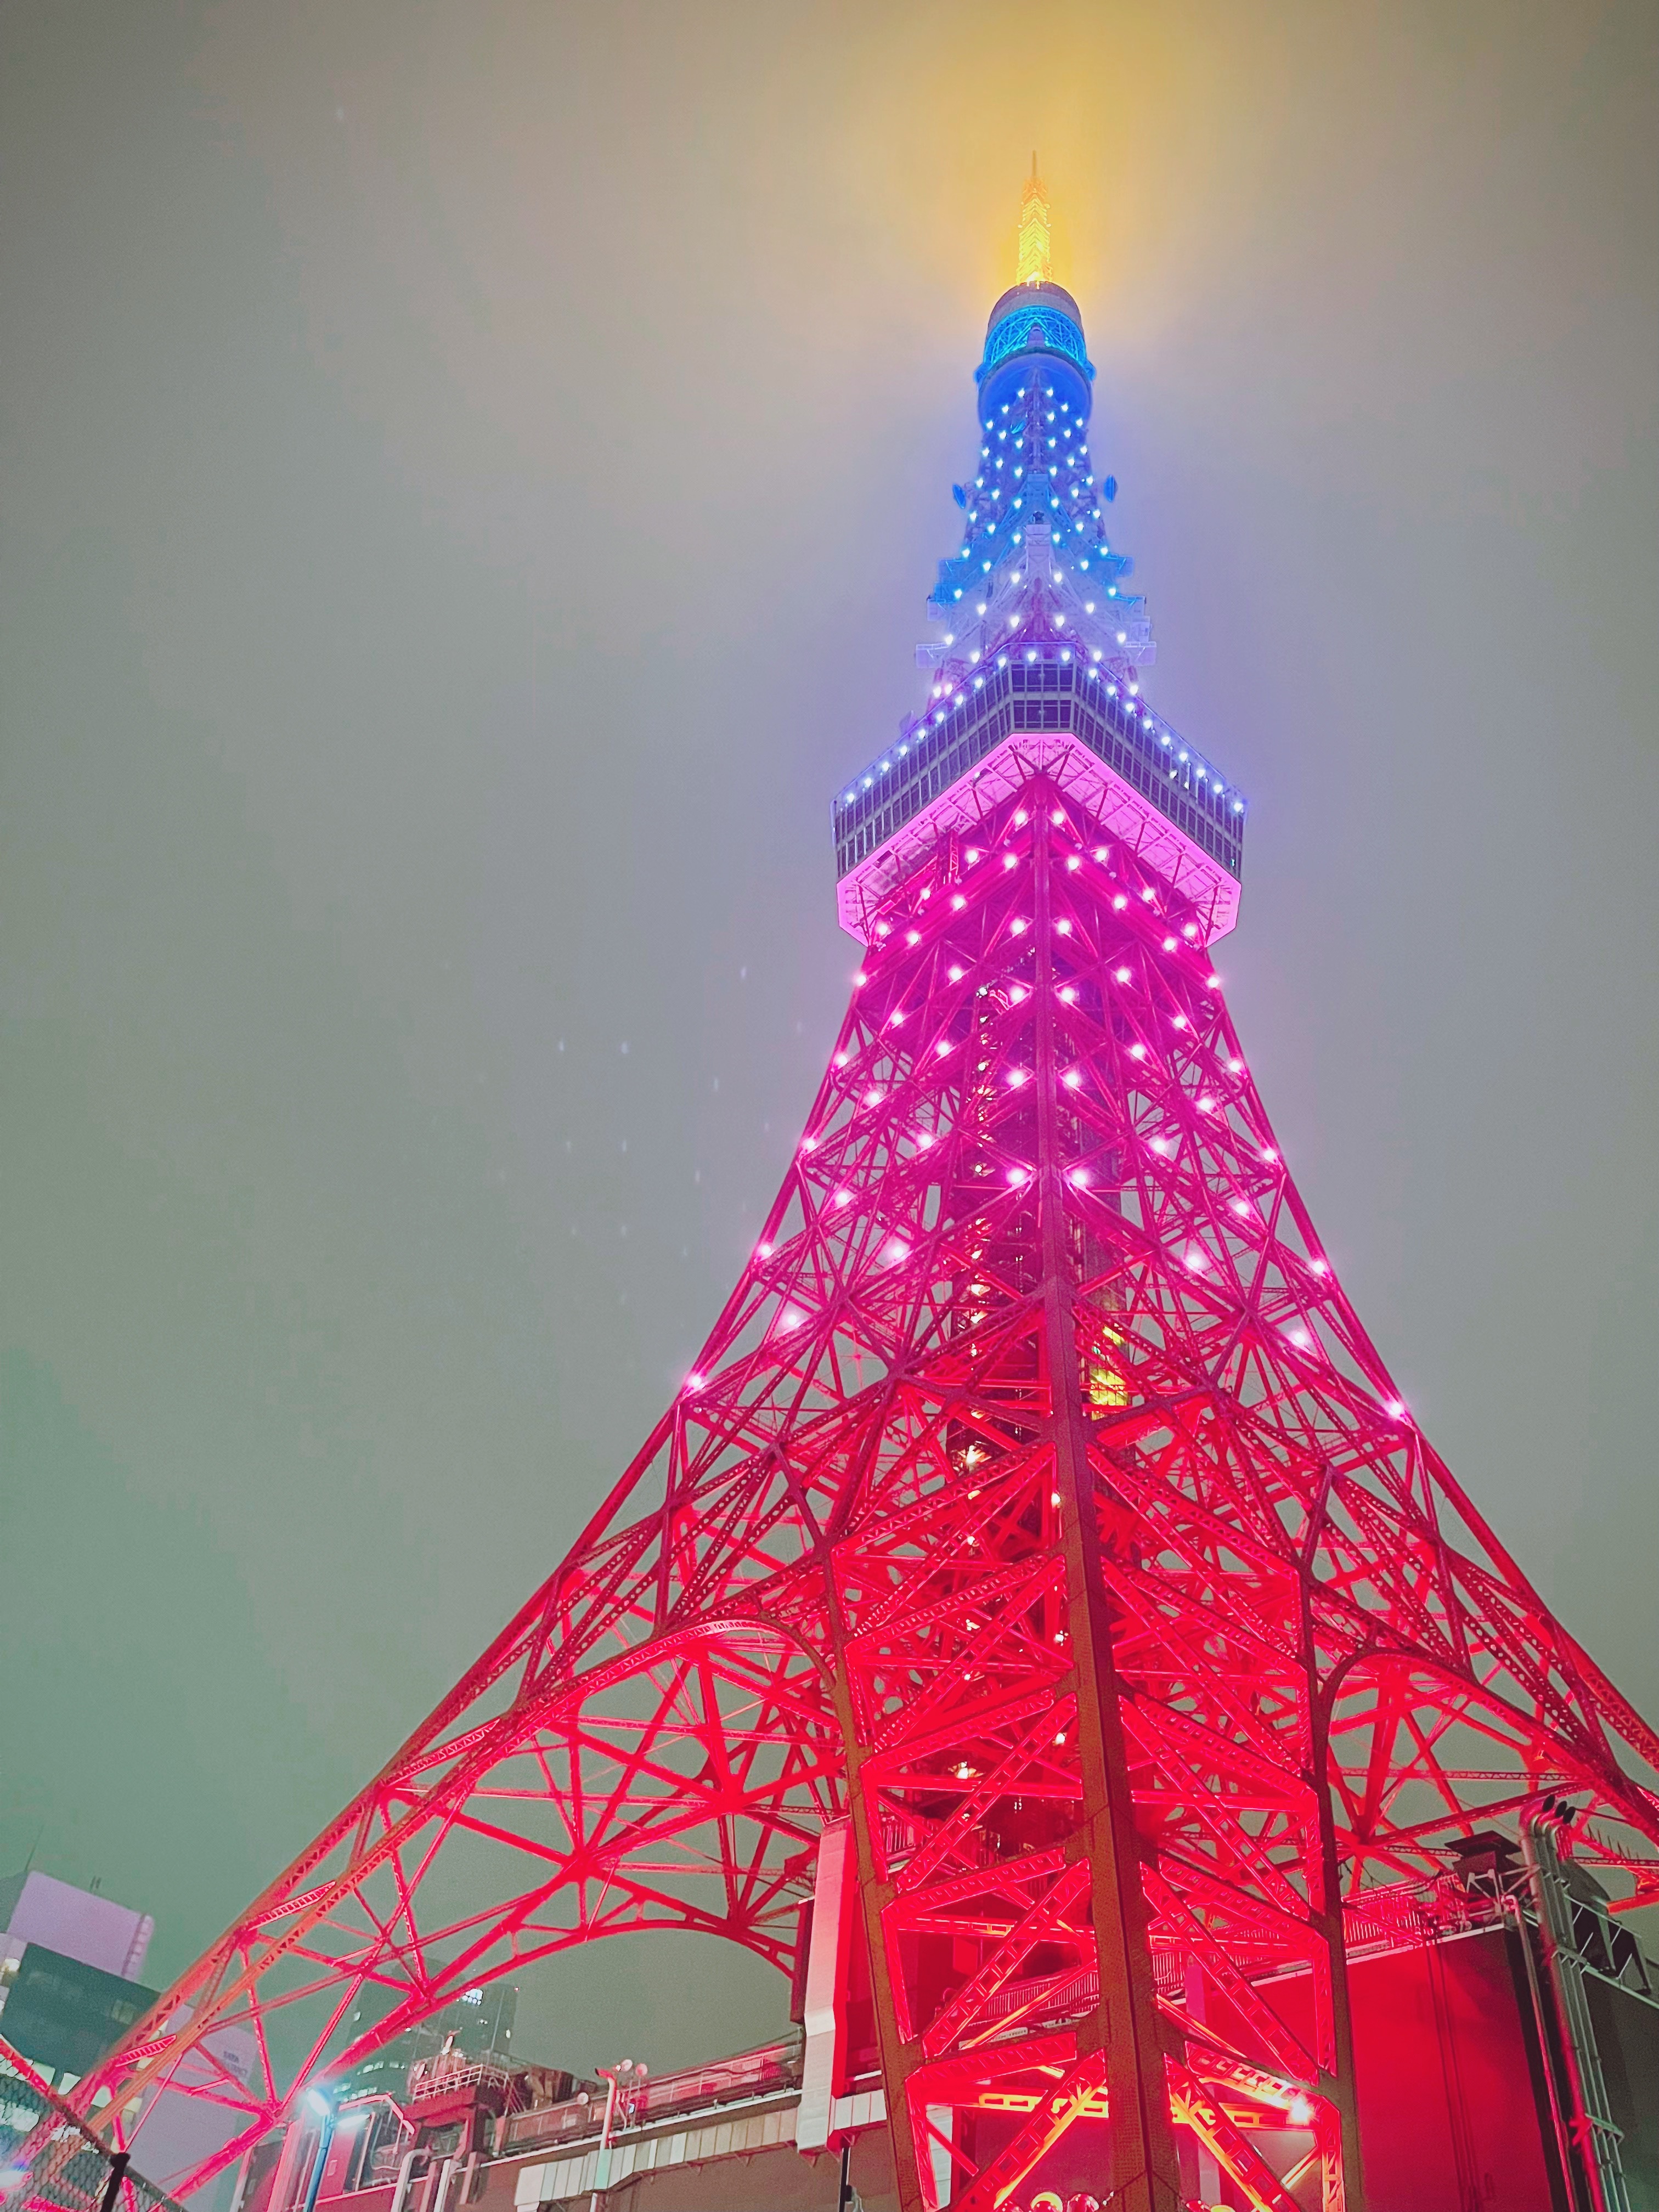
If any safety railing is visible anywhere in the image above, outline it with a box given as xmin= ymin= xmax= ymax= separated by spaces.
xmin=499 ymin=2039 xmax=800 ymax=2155
xmin=833 ymin=652 xmax=1245 ymax=884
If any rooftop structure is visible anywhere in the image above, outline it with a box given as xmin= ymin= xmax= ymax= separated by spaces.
xmin=336 ymin=1986 xmax=520 ymax=2106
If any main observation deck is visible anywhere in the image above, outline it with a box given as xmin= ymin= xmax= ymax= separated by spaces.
xmin=832 ymin=647 xmax=1246 ymax=944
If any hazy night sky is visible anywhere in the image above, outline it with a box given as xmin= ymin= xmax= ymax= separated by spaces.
xmin=2 ymin=1 xmax=1655 ymax=2074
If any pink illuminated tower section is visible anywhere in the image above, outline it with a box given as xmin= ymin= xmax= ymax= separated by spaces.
xmin=22 ymin=174 xmax=1659 ymax=2212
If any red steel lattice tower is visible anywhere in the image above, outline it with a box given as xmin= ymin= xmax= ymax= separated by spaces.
xmin=41 ymin=178 xmax=1659 ymax=2212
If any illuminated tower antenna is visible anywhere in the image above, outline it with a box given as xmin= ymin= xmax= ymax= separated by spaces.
xmin=1017 ymin=151 xmax=1051 ymax=284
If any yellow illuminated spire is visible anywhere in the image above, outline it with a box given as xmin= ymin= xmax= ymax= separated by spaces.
xmin=1017 ymin=153 xmax=1051 ymax=286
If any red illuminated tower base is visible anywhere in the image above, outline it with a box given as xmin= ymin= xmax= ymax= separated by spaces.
xmin=22 ymin=175 xmax=1659 ymax=2212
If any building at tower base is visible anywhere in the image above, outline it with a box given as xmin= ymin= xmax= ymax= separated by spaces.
xmin=231 ymin=1876 xmax=1659 ymax=2212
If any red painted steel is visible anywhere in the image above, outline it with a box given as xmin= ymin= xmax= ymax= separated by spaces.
xmin=49 ymin=764 xmax=1659 ymax=2212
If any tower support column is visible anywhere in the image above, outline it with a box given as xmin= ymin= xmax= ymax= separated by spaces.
xmin=1307 ymin=1656 xmax=1367 ymax=2212
xmin=1031 ymin=804 xmax=1184 ymax=2212
xmin=826 ymin=1583 xmax=928 ymax=2211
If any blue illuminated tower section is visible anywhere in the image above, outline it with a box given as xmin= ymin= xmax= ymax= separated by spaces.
xmin=833 ymin=259 xmax=1244 ymax=946
xmin=934 ymin=274 xmax=1153 ymax=663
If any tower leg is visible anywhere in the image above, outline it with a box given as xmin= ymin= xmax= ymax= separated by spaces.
xmin=1310 ymin=1663 xmax=1366 ymax=2212
xmin=1032 ymin=821 xmax=1184 ymax=2212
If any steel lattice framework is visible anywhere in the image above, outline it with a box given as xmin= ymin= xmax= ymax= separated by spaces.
xmin=40 ymin=196 xmax=1659 ymax=2212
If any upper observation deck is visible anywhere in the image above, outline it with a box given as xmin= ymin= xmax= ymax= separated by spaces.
xmin=828 ymin=171 xmax=1247 ymax=944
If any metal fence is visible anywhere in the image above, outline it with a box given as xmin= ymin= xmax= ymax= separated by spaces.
xmin=0 ymin=2037 xmax=180 ymax=2212
xmin=499 ymin=2039 xmax=800 ymax=2155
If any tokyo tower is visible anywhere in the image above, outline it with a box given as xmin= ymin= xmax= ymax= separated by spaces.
xmin=43 ymin=171 xmax=1659 ymax=2212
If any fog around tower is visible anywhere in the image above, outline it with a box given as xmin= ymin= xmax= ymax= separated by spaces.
xmin=0 ymin=0 xmax=1655 ymax=2070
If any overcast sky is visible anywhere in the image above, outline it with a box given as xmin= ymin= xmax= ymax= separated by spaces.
xmin=2 ymin=0 xmax=1655 ymax=2074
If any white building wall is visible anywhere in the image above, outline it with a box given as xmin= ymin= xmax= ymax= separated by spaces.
xmin=0 ymin=1870 xmax=154 ymax=1979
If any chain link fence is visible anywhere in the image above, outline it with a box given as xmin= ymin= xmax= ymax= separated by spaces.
xmin=0 ymin=2036 xmax=180 ymax=2212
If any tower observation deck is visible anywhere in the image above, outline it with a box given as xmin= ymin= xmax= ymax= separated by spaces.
xmin=834 ymin=263 xmax=1244 ymax=943
xmin=20 ymin=167 xmax=1659 ymax=2212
